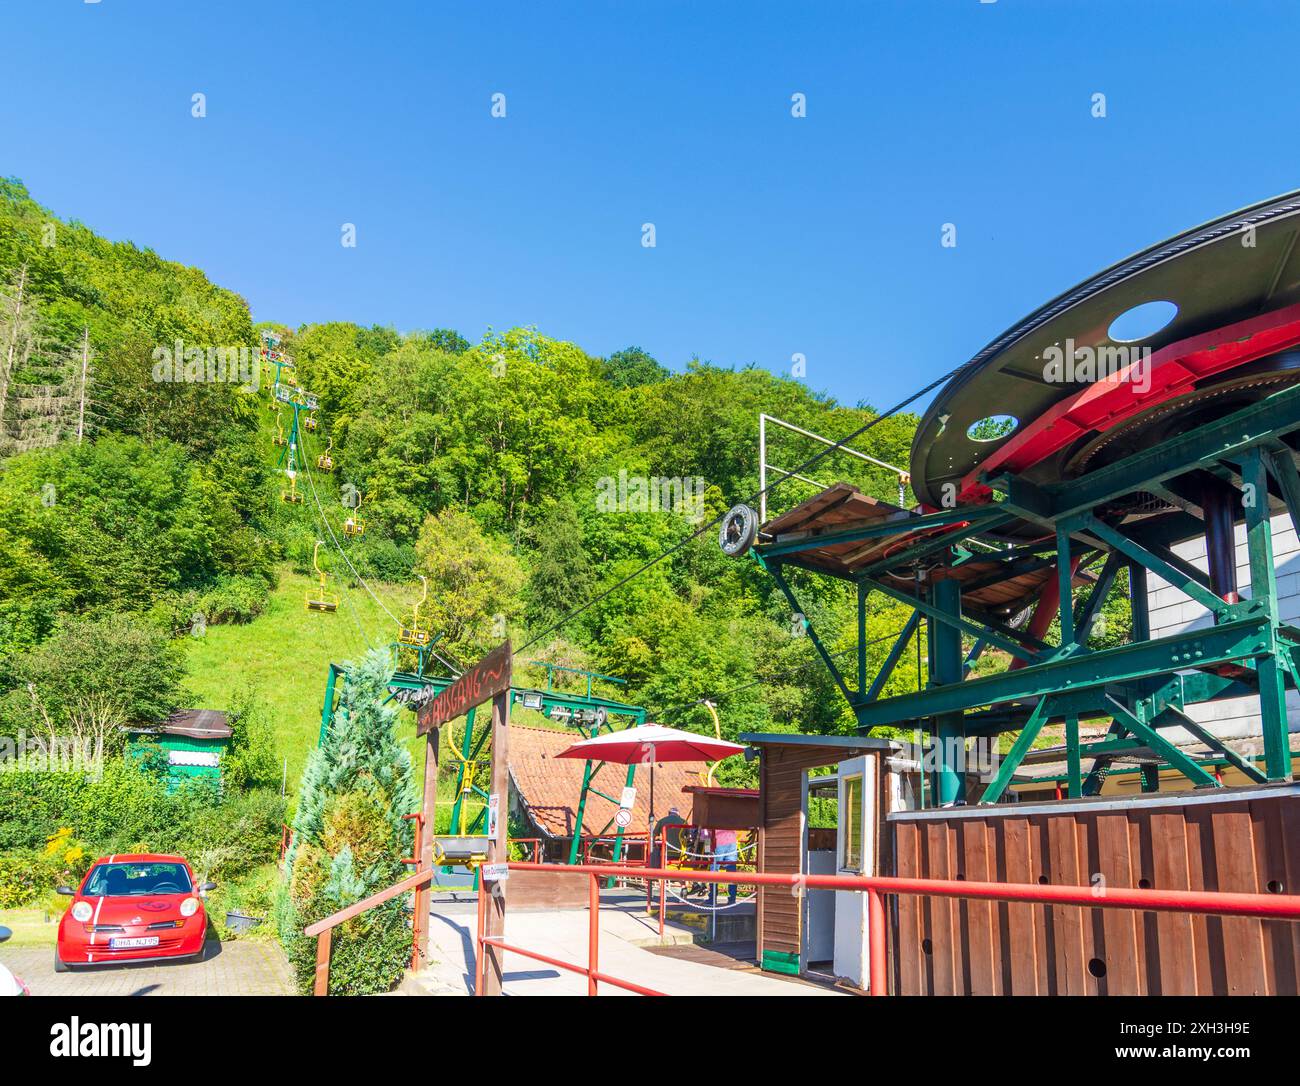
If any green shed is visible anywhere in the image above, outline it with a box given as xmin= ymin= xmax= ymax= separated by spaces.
xmin=128 ymin=709 xmax=232 ymax=788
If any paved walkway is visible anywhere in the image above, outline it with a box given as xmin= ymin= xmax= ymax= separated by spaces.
xmin=414 ymin=892 xmax=840 ymax=996
xmin=7 ymin=939 xmax=295 ymax=996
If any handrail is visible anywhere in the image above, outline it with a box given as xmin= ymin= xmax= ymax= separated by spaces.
xmin=304 ymin=832 xmax=539 ymax=994
xmin=473 ymin=861 xmax=1300 ymax=997
xmin=304 ymin=867 xmax=436 ymax=995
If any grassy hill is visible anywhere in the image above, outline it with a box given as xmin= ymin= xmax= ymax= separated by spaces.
xmin=183 ymin=566 xmax=426 ymax=797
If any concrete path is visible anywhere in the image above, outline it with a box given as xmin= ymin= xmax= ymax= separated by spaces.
xmin=7 ymin=938 xmax=295 ymax=996
xmin=412 ymin=892 xmax=840 ymax=996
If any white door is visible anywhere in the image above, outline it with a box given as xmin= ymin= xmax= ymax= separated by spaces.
xmin=833 ymin=755 xmax=875 ymax=988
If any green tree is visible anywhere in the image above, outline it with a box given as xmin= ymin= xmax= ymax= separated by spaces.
xmin=525 ymin=498 xmax=593 ymax=629
xmin=415 ymin=508 xmax=526 ymax=659
xmin=279 ymin=650 xmax=415 ymax=995
xmin=603 ymin=346 xmax=669 ymax=388
xmin=0 ymin=612 xmax=190 ymax=753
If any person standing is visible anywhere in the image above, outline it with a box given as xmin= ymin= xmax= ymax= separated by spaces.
xmin=711 ymin=827 xmax=739 ymax=904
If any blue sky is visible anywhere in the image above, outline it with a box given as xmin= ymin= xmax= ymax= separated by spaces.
xmin=5 ymin=0 xmax=1299 ymax=413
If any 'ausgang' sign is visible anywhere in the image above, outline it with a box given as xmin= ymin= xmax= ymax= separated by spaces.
xmin=416 ymin=640 xmax=512 ymax=736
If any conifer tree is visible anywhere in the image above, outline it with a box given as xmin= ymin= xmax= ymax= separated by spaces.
xmin=279 ymin=649 xmax=416 ymax=994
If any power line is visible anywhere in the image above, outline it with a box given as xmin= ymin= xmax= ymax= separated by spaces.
xmin=514 ymin=361 xmax=970 ymax=655
xmin=656 ymin=625 xmax=923 ymax=723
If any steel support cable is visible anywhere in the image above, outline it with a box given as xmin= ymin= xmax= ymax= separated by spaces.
xmin=513 ymin=362 xmax=974 ymax=656
xmin=302 ymin=454 xmax=403 ymax=627
xmin=301 ymin=428 xmax=462 ymax=675
xmin=299 ymin=460 xmax=375 ymax=650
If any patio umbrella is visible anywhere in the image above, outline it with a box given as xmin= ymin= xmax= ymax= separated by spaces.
xmin=555 ymin=725 xmax=747 ymax=859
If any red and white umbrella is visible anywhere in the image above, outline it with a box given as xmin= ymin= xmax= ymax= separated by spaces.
xmin=555 ymin=724 xmax=746 ymax=765
xmin=556 ymin=725 xmax=747 ymax=847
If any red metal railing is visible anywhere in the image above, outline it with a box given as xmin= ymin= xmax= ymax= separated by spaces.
xmin=655 ymin=823 xmax=758 ymax=937
xmin=511 ymin=838 xmax=543 ymax=863
xmin=472 ymin=861 xmax=1300 ymax=996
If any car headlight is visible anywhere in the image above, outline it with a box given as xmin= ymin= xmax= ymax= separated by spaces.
xmin=71 ymin=901 xmax=92 ymax=922
xmin=179 ymin=897 xmax=199 ymax=917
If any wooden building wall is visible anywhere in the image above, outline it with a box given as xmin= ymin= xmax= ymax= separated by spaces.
xmin=756 ymin=743 xmax=886 ymax=967
xmin=890 ymin=785 xmax=1300 ymax=995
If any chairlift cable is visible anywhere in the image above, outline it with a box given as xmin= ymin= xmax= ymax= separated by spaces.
xmin=513 ymin=362 xmax=972 ymax=655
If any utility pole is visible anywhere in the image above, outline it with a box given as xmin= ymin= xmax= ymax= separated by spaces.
xmin=0 ymin=263 xmax=29 ymax=441
xmin=76 ymin=325 xmax=89 ymax=444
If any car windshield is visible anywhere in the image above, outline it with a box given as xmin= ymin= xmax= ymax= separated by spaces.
xmin=82 ymin=862 xmax=192 ymax=897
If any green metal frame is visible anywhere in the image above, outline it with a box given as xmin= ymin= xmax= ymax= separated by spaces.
xmin=750 ymin=386 xmax=1300 ymax=804
xmin=318 ymin=659 xmax=647 ymax=863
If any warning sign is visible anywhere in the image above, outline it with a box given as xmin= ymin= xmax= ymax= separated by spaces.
xmin=615 ymin=808 xmax=632 ymax=828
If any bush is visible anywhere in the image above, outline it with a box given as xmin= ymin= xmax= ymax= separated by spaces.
xmin=222 ymin=685 xmax=281 ymax=792
xmin=208 ymin=863 xmax=280 ymax=940
xmin=351 ymin=538 xmax=415 ymax=582
xmin=0 ymin=828 xmax=92 ymax=906
xmin=0 ymin=763 xmax=284 ymax=880
xmin=179 ymin=789 xmax=286 ymax=882
xmin=279 ymin=650 xmax=415 ymax=995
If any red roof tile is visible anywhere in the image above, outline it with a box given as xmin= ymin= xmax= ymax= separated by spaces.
xmin=508 ymin=722 xmax=698 ymax=839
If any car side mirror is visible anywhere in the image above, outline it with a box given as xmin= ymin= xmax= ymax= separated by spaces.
xmin=200 ymin=882 xmax=217 ymax=892
xmin=0 ymin=925 xmax=11 ymax=943
xmin=55 ymin=886 xmax=75 ymax=896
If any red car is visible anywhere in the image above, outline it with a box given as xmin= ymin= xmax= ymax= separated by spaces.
xmin=55 ymin=854 xmax=215 ymax=971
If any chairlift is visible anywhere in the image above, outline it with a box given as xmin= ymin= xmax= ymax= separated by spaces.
xmin=343 ymin=489 xmax=366 ymax=537
xmin=305 ymin=540 xmax=339 ymax=613
xmin=316 ymin=436 xmax=334 ymax=473
xmin=273 ymin=416 xmax=286 ymax=446
xmin=398 ymin=575 xmax=431 ymax=647
xmin=304 ymin=412 xmax=318 ymax=432
xmin=281 ymin=469 xmax=303 ymax=504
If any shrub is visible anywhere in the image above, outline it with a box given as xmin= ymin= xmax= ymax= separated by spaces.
xmin=222 ymin=685 xmax=280 ymax=792
xmin=279 ymin=650 xmax=415 ymax=995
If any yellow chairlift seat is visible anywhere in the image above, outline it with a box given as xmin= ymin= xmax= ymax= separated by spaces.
xmin=397 ymin=575 xmax=431 ymax=647
xmin=316 ymin=436 xmax=334 ymax=473
xmin=273 ymin=417 xmax=286 ymax=447
xmin=343 ymin=489 xmax=367 ymax=537
xmin=281 ymin=470 xmax=303 ymax=504
xmin=304 ymin=413 xmax=318 ymax=432
xmin=305 ymin=540 xmax=339 ymax=613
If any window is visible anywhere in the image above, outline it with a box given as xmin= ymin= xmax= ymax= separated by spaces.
xmin=842 ymin=775 xmax=863 ymax=872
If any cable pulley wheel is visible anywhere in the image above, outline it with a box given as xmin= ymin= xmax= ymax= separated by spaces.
xmin=719 ymin=504 xmax=758 ymax=556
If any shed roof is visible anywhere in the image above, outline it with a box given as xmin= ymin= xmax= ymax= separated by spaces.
xmin=759 ymin=482 xmax=1092 ymax=616
xmin=133 ymin=709 xmax=232 ymax=741
xmin=740 ymin=732 xmax=900 ymax=752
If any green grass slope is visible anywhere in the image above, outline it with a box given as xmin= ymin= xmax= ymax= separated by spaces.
xmin=183 ymin=567 xmax=424 ymax=798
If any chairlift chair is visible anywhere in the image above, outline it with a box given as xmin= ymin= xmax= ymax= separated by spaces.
xmin=273 ymin=416 xmax=286 ymax=446
xmin=397 ymin=575 xmax=431 ymax=647
xmin=316 ymin=437 xmax=334 ymax=473
xmin=281 ymin=470 xmax=303 ymax=505
xmin=343 ymin=490 xmax=366 ymax=537
xmin=305 ymin=540 xmax=339 ymax=613
xmin=304 ymin=412 xmax=318 ymax=432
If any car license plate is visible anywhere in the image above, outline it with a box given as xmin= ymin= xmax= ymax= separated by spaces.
xmin=109 ymin=936 xmax=159 ymax=949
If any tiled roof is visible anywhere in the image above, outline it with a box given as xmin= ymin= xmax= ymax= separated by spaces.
xmin=508 ymin=722 xmax=698 ymax=839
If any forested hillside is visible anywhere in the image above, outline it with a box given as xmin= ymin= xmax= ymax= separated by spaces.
xmin=0 ymin=175 xmax=927 ymax=796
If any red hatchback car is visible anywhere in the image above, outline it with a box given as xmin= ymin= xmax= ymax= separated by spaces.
xmin=55 ymin=854 xmax=215 ymax=971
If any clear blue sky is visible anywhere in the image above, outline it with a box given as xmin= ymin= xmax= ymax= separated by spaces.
xmin=5 ymin=0 xmax=1299 ymax=413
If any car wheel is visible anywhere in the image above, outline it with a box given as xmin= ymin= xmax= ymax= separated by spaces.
xmin=53 ymin=951 xmax=70 ymax=974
